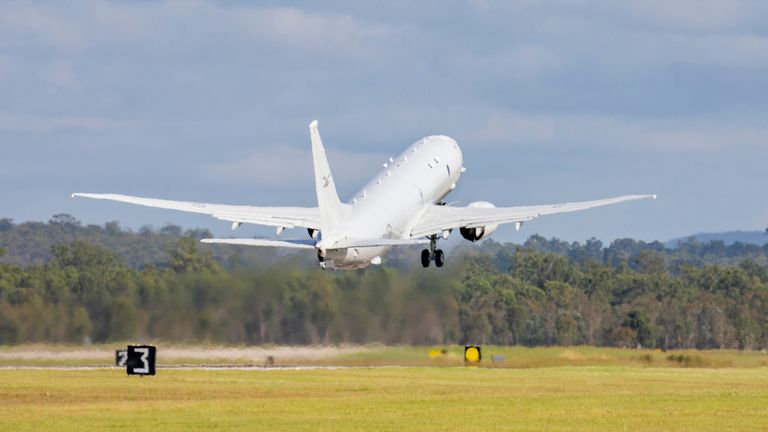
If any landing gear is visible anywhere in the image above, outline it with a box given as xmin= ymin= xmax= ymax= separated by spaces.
xmin=317 ymin=249 xmax=327 ymax=270
xmin=421 ymin=249 xmax=430 ymax=267
xmin=434 ymin=249 xmax=445 ymax=268
xmin=420 ymin=235 xmax=445 ymax=268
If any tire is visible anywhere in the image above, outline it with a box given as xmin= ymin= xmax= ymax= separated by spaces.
xmin=421 ymin=249 xmax=431 ymax=268
xmin=434 ymin=249 xmax=445 ymax=268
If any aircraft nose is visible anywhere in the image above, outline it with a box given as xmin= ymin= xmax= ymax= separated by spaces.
xmin=452 ymin=139 xmax=463 ymax=168
xmin=439 ymin=136 xmax=463 ymax=169
xmin=424 ymin=135 xmax=463 ymax=171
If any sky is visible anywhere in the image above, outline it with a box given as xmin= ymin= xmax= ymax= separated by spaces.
xmin=1 ymin=0 xmax=767 ymax=243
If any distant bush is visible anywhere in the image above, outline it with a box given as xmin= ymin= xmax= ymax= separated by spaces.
xmin=667 ymin=354 xmax=708 ymax=367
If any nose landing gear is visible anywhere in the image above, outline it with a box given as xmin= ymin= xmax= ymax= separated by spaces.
xmin=421 ymin=235 xmax=445 ymax=268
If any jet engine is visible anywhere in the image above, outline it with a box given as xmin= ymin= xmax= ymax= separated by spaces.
xmin=459 ymin=201 xmax=499 ymax=242
xmin=307 ymin=228 xmax=319 ymax=240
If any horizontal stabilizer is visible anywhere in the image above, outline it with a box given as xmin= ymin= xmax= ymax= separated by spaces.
xmin=201 ymin=238 xmax=316 ymax=249
xmin=331 ymin=238 xmax=430 ymax=249
xmin=202 ymin=237 xmax=428 ymax=250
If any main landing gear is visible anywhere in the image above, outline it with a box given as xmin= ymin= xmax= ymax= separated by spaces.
xmin=421 ymin=235 xmax=445 ymax=268
xmin=317 ymin=249 xmax=327 ymax=270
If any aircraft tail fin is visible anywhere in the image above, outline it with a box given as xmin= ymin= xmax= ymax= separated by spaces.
xmin=309 ymin=120 xmax=344 ymax=234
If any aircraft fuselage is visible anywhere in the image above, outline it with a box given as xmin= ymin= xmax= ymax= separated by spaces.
xmin=324 ymin=135 xmax=463 ymax=269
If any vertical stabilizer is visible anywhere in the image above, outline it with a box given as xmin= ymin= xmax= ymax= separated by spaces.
xmin=309 ymin=120 xmax=344 ymax=234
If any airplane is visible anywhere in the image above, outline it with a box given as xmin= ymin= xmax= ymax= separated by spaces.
xmin=73 ymin=120 xmax=656 ymax=270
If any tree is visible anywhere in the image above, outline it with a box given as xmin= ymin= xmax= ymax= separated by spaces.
xmin=184 ymin=228 xmax=213 ymax=240
xmin=3 ymin=221 xmax=768 ymax=348
xmin=167 ymin=238 xmax=218 ymax=273
xmin=50 ymin=214 xmax=81 ymax=227
xmin=0 ymin=305 xmax=19 ymax=344
xmin=634 ymin=250 xmax=666 ymax=274
xmin=0 ymin=218 xmax=13 ymax=232
xmin=105 ymin=221 xmax=121 ymax=235
xmin=160 ymin=224 xmax=183 ymax=237
xmin=69 ymin=306 xmax=93 ymax=342
xmin=108 ymin=297 xmax=138 ymax=341
xmin=51 ymin=241 xmax=120 ymax=269
xmin=621 ymin=311 xmax=655 ymax=348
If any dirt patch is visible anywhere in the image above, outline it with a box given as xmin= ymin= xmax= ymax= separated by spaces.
xmin=558 ymin=350 xmax=586 ymax=361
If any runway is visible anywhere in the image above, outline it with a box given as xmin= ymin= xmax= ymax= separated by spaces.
xmin=0 ymin=364 xmax=410 ymax=371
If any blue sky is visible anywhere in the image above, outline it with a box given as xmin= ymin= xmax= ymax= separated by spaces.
xmin=1 ymin=1 xmax=766 ymax=243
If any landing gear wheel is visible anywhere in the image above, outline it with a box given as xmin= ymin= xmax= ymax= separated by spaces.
xmin=317 ymin=249 xmax=327 ymax=270
xmin=434 ymin=249 xmax=445 ymax=268
xmin=421 ymin=249 xmax=431 ymax=268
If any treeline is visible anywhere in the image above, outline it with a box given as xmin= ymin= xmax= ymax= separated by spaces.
xmin=0 ymin=214 xmax=313 ymax=269
xmin=1 ymin=216 xmax=768 ymax=349
xmin=3 ymin=215 xmax=768 ymax=271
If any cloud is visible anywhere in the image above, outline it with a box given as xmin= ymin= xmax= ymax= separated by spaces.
xmin=38 ymin=60 xmax=78 ymax=88
xmin=204 ymin=146 xmax=385 ymax=192
xmin=675 ymin=34 xmax=768 ymax=67
xmin=466 ymin=111 xmax=768 ymax=152
xmin=627 ymin=0 xmax=757 ymax=31
xmin=0 ymin=113 xmax=135 ymax=133
xmin=2 ymin=1 xmax=767 ymax=241
xmin=0 ymin=2 xmax=395 ymax=59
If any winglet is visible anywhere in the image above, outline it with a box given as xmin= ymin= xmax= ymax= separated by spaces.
xmin=309 ymin=120 xmax=344 ymax=234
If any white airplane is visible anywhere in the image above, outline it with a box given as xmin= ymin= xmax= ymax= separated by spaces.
xmin=73 ymin=120 xmax=656 ymax=270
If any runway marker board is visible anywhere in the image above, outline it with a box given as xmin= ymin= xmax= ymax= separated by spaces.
xmin=115 ymin=350 xmax=128 ymax=367
xmin=127 ymin=345 xmax=156 ymax=376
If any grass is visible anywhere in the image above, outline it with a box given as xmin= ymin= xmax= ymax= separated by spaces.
xmin=2 ymin=366 xmax=768 ymax=431
xmin=335 ymin=345 xmax=768 ymax=368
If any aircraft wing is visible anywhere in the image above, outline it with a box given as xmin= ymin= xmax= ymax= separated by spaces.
xmin=72 ymin=193 xmax=321 ymax=230
xmin=409 ymin=194 xmax=656 ymax=238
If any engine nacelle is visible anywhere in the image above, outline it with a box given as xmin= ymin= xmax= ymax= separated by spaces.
xmin=307 ymin=228 xmax=319 ymax=240
xmin=459 ymin=201 xmax=499 ymax=242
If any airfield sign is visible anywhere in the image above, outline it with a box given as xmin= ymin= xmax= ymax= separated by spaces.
xmin=464 ymin=345 xmax=481 ymax=364
xmin=126 ymin=345 xmax=156 ymax=376
xmin=115 ymin=349 xmax=128 ymax=367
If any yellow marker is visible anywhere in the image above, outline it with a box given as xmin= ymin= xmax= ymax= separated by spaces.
xmin=464 ymin=345 xmax=481 ymax=363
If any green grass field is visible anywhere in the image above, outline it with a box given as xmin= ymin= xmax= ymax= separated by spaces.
xmin=2 ymin=367 xmax=768 ymax=431
xmin=2 ymin=346 xmax=768 ymax=431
